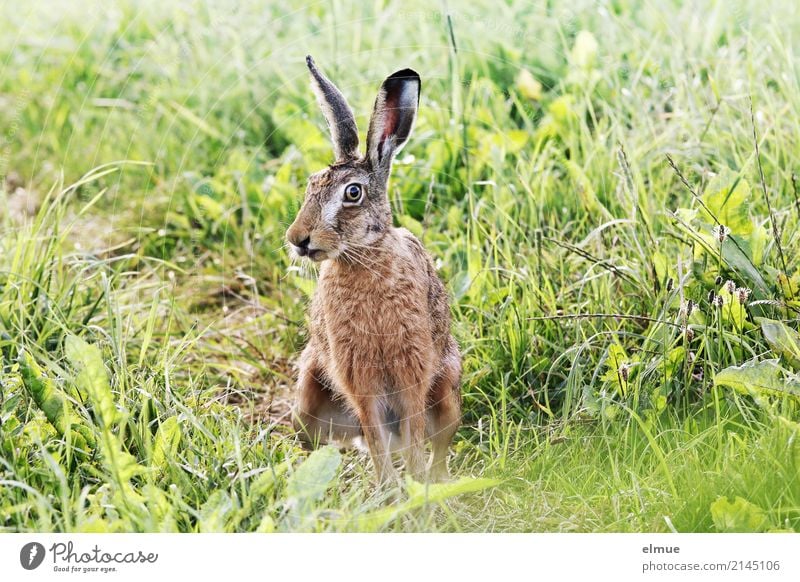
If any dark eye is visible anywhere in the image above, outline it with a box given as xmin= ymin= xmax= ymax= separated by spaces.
xmin=343 ymin=183 xmax=363 ymax=203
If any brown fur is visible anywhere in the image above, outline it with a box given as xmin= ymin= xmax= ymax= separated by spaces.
xmin=286 ymin=57 xmax=461 ymax=482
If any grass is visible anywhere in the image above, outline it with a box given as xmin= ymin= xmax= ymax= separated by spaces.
xmin=1 ymin=0 xmax=800 ymax=532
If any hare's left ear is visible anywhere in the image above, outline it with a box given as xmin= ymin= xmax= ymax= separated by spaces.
xmin=366 ymin=69 xmax=420 ymax=172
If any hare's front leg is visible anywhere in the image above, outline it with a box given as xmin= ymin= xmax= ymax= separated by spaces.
xmin=293 ymin=346 xmax=361 ymax=448
xmin=354 ymin=398 xmax=396 ymax=483
xmin=393 ymin=363 xmax=433 ymax=481
xmin=348 ymin=369 xmax=397 ymax=483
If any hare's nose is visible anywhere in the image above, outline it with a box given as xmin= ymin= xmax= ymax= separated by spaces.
xmin=293 ymin=236 xmax=311 ymax=256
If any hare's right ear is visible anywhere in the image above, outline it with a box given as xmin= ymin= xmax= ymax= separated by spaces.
xmin=306 ymin=55 xmax=359 ymax=162
xmin=366 ymin=69 xmax=420 ymax=172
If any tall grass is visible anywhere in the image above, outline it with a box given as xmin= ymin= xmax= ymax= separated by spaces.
xmin=2 ymin=0 xmax=800 ymax=531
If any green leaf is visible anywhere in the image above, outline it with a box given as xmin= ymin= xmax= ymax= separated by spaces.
xmin=711 ymin=496 xmax=768 ymax=532
xmin=650 ymin=387 xmax=668 ymax=413
xmin=405 ymin=476 xmax=501 ymax=504
xmin=352 ymin=477 xmax=500 ymax=532
xmin=18 ymin=350 xmax=95 ymax=452
xmin=198 ymin=490 xmax=234 ymax=533
xmin=142 ymin=484 xmax=178 ymax=532
xmin=65 ymin=335 xmax=119 ymax=428
xmin=757 ymin=318 xmax=800 ymax=370
xmin=700 ymin=175 xmax=753 ymax=235
xmin=716 ymin=280 xmax=748 ymax=330
xmin=250 ymin=463 xmax=289 ymax=499
xmin=602 ymin=403 xmax=621 ymax=421
xmin=652 ymin=251 xmax=671 ymax=287
xmin=18 ymin=351 xmax=70 ymax=436
xmin=282 ymin=447 xmax=341 ymax=530
xmin=153 ymin=416 xmax=182 ymax=468
xmin=115 ymin=450 xmax=150 ymax=481
xmin=286 ymin=446 xmax=341 ymax=505
xmin=713 ymin=359 xmax=800 ymax=397
xmin=451 ymin=271 xmax=472 ymax=300
xmin=720 ymin=237 xmax=769 ymax=296
xmin=658 ymin=346 xmax=686 ymax=381
xmin=601 ymin=343 xmax=633 ymax=396
xmin=678 ymin=169 xmax=770 ymax=295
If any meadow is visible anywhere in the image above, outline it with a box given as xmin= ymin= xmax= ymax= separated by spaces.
xmin=2 ymin=0 xmax=800 ymax=532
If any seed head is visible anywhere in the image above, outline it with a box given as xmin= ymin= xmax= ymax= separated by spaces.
xmin=680 ymin=300 xmax=695 ymax=321
xmin=619 ymin=363 xmax=631 ymax=383
xmin=736 ymin=287 xmax=751 ymax=304
xmin=725 ymin=279 xmax=736 ymax=294
xmin=713 ymin=224 xmax=731 ymax=243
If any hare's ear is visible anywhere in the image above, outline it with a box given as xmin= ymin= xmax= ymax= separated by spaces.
xmin=366 ymin=69 xmax=420 ymax=171
xmin=306 ymin=55 xmax=359 ymax=162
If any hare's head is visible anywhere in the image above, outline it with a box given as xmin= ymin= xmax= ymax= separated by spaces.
xmin=286 ymin=56 xmax=420 ymax=262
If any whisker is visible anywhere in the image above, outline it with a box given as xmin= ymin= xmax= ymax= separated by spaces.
xmin=341 ymin=248 xmax=383 ymax=276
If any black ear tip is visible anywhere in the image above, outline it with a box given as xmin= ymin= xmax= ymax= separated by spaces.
xmin=387 ymin=68 xmax=420 ymax=84
xmin=306 ymin=55 xmax=316 ymax=70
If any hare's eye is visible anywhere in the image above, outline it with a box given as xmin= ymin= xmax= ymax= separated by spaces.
xmin=343 ymin=183 xmax=363 ymax=204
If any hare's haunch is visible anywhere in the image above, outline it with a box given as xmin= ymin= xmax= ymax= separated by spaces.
xmin=286 ymin=56 xmax=462 ymax=482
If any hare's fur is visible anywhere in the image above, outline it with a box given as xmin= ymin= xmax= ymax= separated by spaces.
xmin=287 ymin=57 xmax=461 ymax=482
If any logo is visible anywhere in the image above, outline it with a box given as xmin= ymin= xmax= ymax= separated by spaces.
xmin=20 ymin=542 xmax=46 ymax=570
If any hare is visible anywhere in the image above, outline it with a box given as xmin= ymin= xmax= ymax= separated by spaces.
xmin=286 ymin=56 xmax=461 ymax=482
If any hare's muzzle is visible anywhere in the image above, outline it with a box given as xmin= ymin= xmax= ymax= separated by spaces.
xmin=287 ymin=233 xmax=311 ymax=257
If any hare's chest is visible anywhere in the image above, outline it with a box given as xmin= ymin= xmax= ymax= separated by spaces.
xmin=316 ymin=269 xmax=425 ymax=357
xmin=318 ymin=276 xmax=389 ymax=340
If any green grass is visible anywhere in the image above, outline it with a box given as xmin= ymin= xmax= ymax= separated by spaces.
xmin=2 ymin=0 xmax=800 ymax=532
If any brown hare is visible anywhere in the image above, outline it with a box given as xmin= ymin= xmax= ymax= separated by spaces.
xmin=286 ymin=56 xmax=461 ymax=482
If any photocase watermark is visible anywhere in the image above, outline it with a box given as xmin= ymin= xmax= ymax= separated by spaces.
xmin=0 ymin=88 xmax=30 ymax=188
xmin=18 ymin=541 xmax=158 ymax=575
xmin=20 ymin=542 xmax=46 ymax=570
